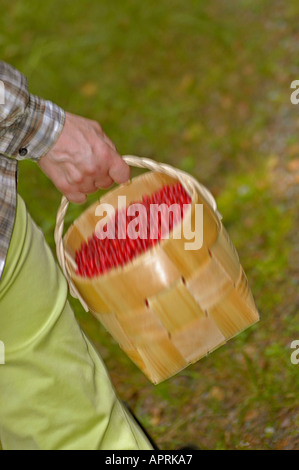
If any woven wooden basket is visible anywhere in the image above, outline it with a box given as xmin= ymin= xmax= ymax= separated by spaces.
xmin=55 ymin=155 xmax=259 ymax=384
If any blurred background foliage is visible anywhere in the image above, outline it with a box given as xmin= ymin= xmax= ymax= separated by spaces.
xmin=0 ymin=0 xmax=298 ymax=449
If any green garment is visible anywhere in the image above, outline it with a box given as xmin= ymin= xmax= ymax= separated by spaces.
xmin=0 ymin=196 xmax=152 ymax=450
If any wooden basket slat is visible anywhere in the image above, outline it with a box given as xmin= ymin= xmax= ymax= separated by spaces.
xmin=236 ymin=268 xmax=257 ymax=313
xmin=162 ymin=237 xmax=211 ymax=279
xmin=122 ymin=348 xmax=149 ymax=375
xmin=171 ymin=316 xmax=226 ymax=363
xmin=148 ymin=278 xmax=205 ymax=334
xmin=76 ymin=281 xmax=110 ymax=314
xmin=135 ymin=338 xmax=187 ymax=384
xmin=208 ymin=286 xmax=259 ymax=339
xmin=73 ymin=206 xmax=99 ymax=242
xmin=162 ymin=199 xmax=219 ymax=278
xmin=117 ymin=304 xmax=169 ymax=345
xmin=186 ymin=255 xmax=233 ymax=310
xmin=93 ymin=310 xmax=136 ymax=352
xmin=210 ymin=224 xmax=241 ymax=283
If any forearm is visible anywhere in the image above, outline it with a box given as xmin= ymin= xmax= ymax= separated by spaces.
xmin=0 ymin=61 xmax=65 ymax=161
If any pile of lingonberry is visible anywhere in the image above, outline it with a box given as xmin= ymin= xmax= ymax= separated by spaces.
xmin=75 ymin=182 xmax=191 ymax=278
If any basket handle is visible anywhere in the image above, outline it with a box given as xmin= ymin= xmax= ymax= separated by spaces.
xmin=54 ymin=155 xmax=221 ymax=311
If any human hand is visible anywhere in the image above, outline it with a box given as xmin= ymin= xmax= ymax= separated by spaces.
xmin=38 ymin=112 xmax=130 ymax=203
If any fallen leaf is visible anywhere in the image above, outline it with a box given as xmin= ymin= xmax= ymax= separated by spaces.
xmin=244 ymin=409 xmax=259 ymax=422
xmin=287 ymin=158 xmax=299 ymax=172
xmin=210 ymin=386 xmax=225 ymax=401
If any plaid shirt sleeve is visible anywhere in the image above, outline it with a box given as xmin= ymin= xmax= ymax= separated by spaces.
xmin=0 ymin=154 xmax=17 ymax=277
xmin=0 ymin=61 xmax=65 ymax=161
xmin=0 ymin=61 xmax=65 ymax=281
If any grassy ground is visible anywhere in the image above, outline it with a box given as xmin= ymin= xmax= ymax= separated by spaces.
xmin=1 ymin=0 xmax=298 ymax=449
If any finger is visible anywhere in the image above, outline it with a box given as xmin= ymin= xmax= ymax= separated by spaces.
xmin=94 ymin=175 xmax=114 ymax=189
xmin=78 ymin=174 xmax=114 ymax=193
xmin=65 ymin=163 xmax=113 ymax=194
xmin=63 ymin=168 xmax=94 ymax=194
xmin=66 ymin=192 xmax=87 ymax=204
xmin=108 ymin=154 xmax=130 ymax=184
xmin=64 ymin=165 xmax=83 ymax=186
